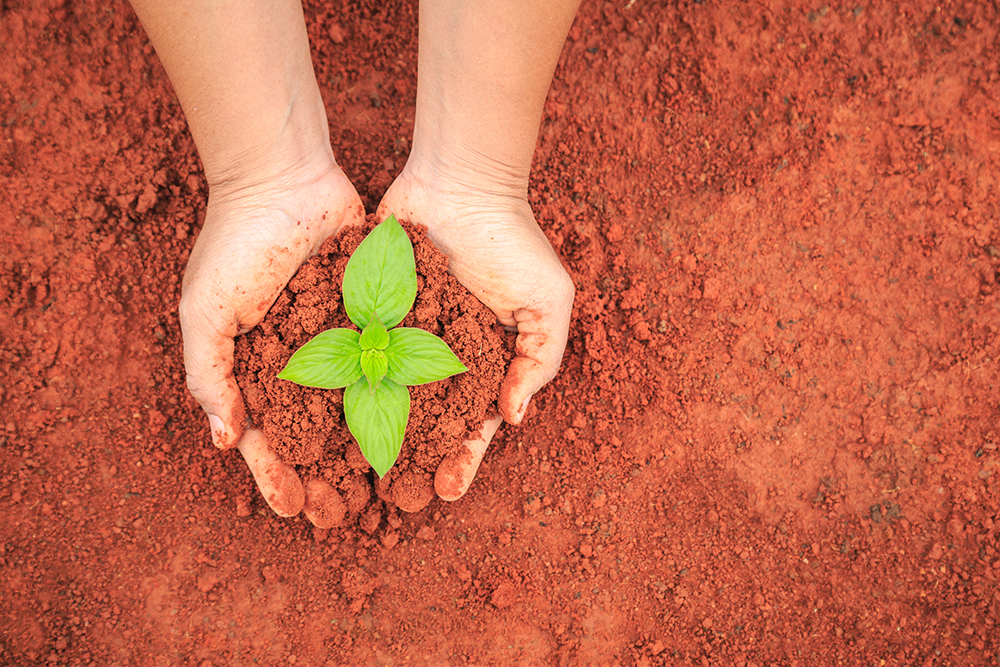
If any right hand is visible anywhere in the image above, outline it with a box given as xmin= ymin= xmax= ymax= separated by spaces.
xmin=377 ymin=161 xmax=575 ymax=503
xmin=179 ymin=160 xmax=365 ymax=525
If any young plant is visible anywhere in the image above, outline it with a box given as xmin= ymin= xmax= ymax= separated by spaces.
xmin=277 ymin=215 xmax=467 ymax=477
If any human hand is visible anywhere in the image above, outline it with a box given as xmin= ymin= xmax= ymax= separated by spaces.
xmin=179 ymin=162 xmax=365 ymax=522
xmin=377 ymin=165 xmax=575 ymax=502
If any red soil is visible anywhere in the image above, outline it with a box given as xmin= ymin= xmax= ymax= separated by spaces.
xmin=2 ymin=0 xmax=1000 ymax=665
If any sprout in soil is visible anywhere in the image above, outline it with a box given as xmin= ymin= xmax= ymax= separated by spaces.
xmin=277 ymin=215 xmax=467 ymax=477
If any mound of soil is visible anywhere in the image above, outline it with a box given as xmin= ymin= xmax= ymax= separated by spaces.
xmin=234 ymin=217 xmax=512 ymax=513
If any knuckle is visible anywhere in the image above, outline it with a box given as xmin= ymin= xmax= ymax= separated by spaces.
xmin=177 ymin=287 xmax=206 ymax=330
xmin=184 ymin=371 xmax=211 ymax=403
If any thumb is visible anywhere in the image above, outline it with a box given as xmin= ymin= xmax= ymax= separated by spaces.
xmin=237 ymin=430 xmax=305 ymax=517
xmin=436 ymin=415 xmax=503 ymax=501
xmin=498 ymin=355 xmax=556 ymax=425
xmin=498 ymin=284 xmax=574 ymax=425
xmin=180 ymin=293 xmax=246 ymax=449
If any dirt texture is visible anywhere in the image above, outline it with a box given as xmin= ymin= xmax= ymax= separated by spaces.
xmin=234 ymin=218 xmax=511 ymax=514
xmin=3 ymin=0 xmax=1000 ymax=665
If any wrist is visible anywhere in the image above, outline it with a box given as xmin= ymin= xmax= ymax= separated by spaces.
xmin=199 ymin=90 xmax=337 ymax=200
xmin=403 ymin=132 xmax=533 ymax=205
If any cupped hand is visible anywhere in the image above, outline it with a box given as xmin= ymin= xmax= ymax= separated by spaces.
xmin=179 ymin=162 xmax=365 ymax=523
xmin=377 ymin=166 xmax=575 ymax=502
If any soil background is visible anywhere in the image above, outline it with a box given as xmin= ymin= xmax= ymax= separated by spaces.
xmin=2 ymin=0 xmax=1000 ymax=665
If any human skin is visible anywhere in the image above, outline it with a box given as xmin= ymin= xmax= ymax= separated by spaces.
xmin=128 ymin=0 xmax=578 ymax=519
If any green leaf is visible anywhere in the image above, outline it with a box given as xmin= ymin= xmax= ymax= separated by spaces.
xmin=359 ymin=313 xmax=389 ymax=351
xmin=342 ymin=215 xmax=417 ymax=330
xmin=343 ymin=378 xmax=410 ymax=477
xmin=361 ymin=348 xmax=388 ymax=392
xmin=277 ymin=328 xmax=363 ymax=389
xmin=384 ymin=327 xmax=468 ymax=386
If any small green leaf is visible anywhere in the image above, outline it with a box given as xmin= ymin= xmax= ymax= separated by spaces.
xmin=361 ymin=348 xmax=388 ymax=392
xmin=384 ymin=327 xmax=468 ymax=386
xmin=344 ymin=378 xmax=410 ymax=477
xmin=359 ymin=314 xmax=389 ymax=351
xmin=277 ymin=328 xmax=363 ymax=389
xmin=343 ymin=215 xmax=417 ymax=330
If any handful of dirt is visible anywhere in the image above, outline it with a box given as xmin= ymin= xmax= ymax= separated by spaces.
xmin=234 ymin=216 xmax=513 ymax=517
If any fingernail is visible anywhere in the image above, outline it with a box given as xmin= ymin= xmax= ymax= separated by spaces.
xmin=207 ymin=414 xmax=226 ymax=448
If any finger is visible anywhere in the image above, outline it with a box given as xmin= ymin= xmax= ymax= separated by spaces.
xmin=302 ymin=477 xmax=348 ymax=528
xmin=237 ymin=429 xmax=305 ymax=517
xmin=435 ymin=415 xmax=503 ymax=501
xmin=179 ymin=287 xmax=247 ymax=449
xmin=498 ymin=274 xmax=575 ymax=425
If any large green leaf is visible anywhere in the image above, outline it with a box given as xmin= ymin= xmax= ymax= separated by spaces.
xmin=277 ymin=328 xmax=363 ymax=389
xmin=384 ymin=327 xmax=468 ymax=386
xmin=344 ymin=378 xmax=410 ymax=477
xmin=342 ymin=215 xmax=417 ymax=330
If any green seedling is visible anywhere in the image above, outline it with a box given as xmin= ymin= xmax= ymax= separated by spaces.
xmin=277 ymin=215 xmax=468 ymax=477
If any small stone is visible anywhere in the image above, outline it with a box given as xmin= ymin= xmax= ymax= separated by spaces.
xmin=235 ymin=496 xmax=252 ymax=517
xmin=196 ymin=571 xmax=220 ymax=593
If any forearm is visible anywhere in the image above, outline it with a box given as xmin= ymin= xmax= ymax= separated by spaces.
xmin=412 ymin=0 xmax=582 ymax=193
xmin=128 ymin=0 xmax=332 ymax=188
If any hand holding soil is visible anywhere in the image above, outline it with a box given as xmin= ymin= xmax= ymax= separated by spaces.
xmin=377 ymin=168 xmax=575 ymax=498
xmin=179 ymin=165 xmax=364 ymax=517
